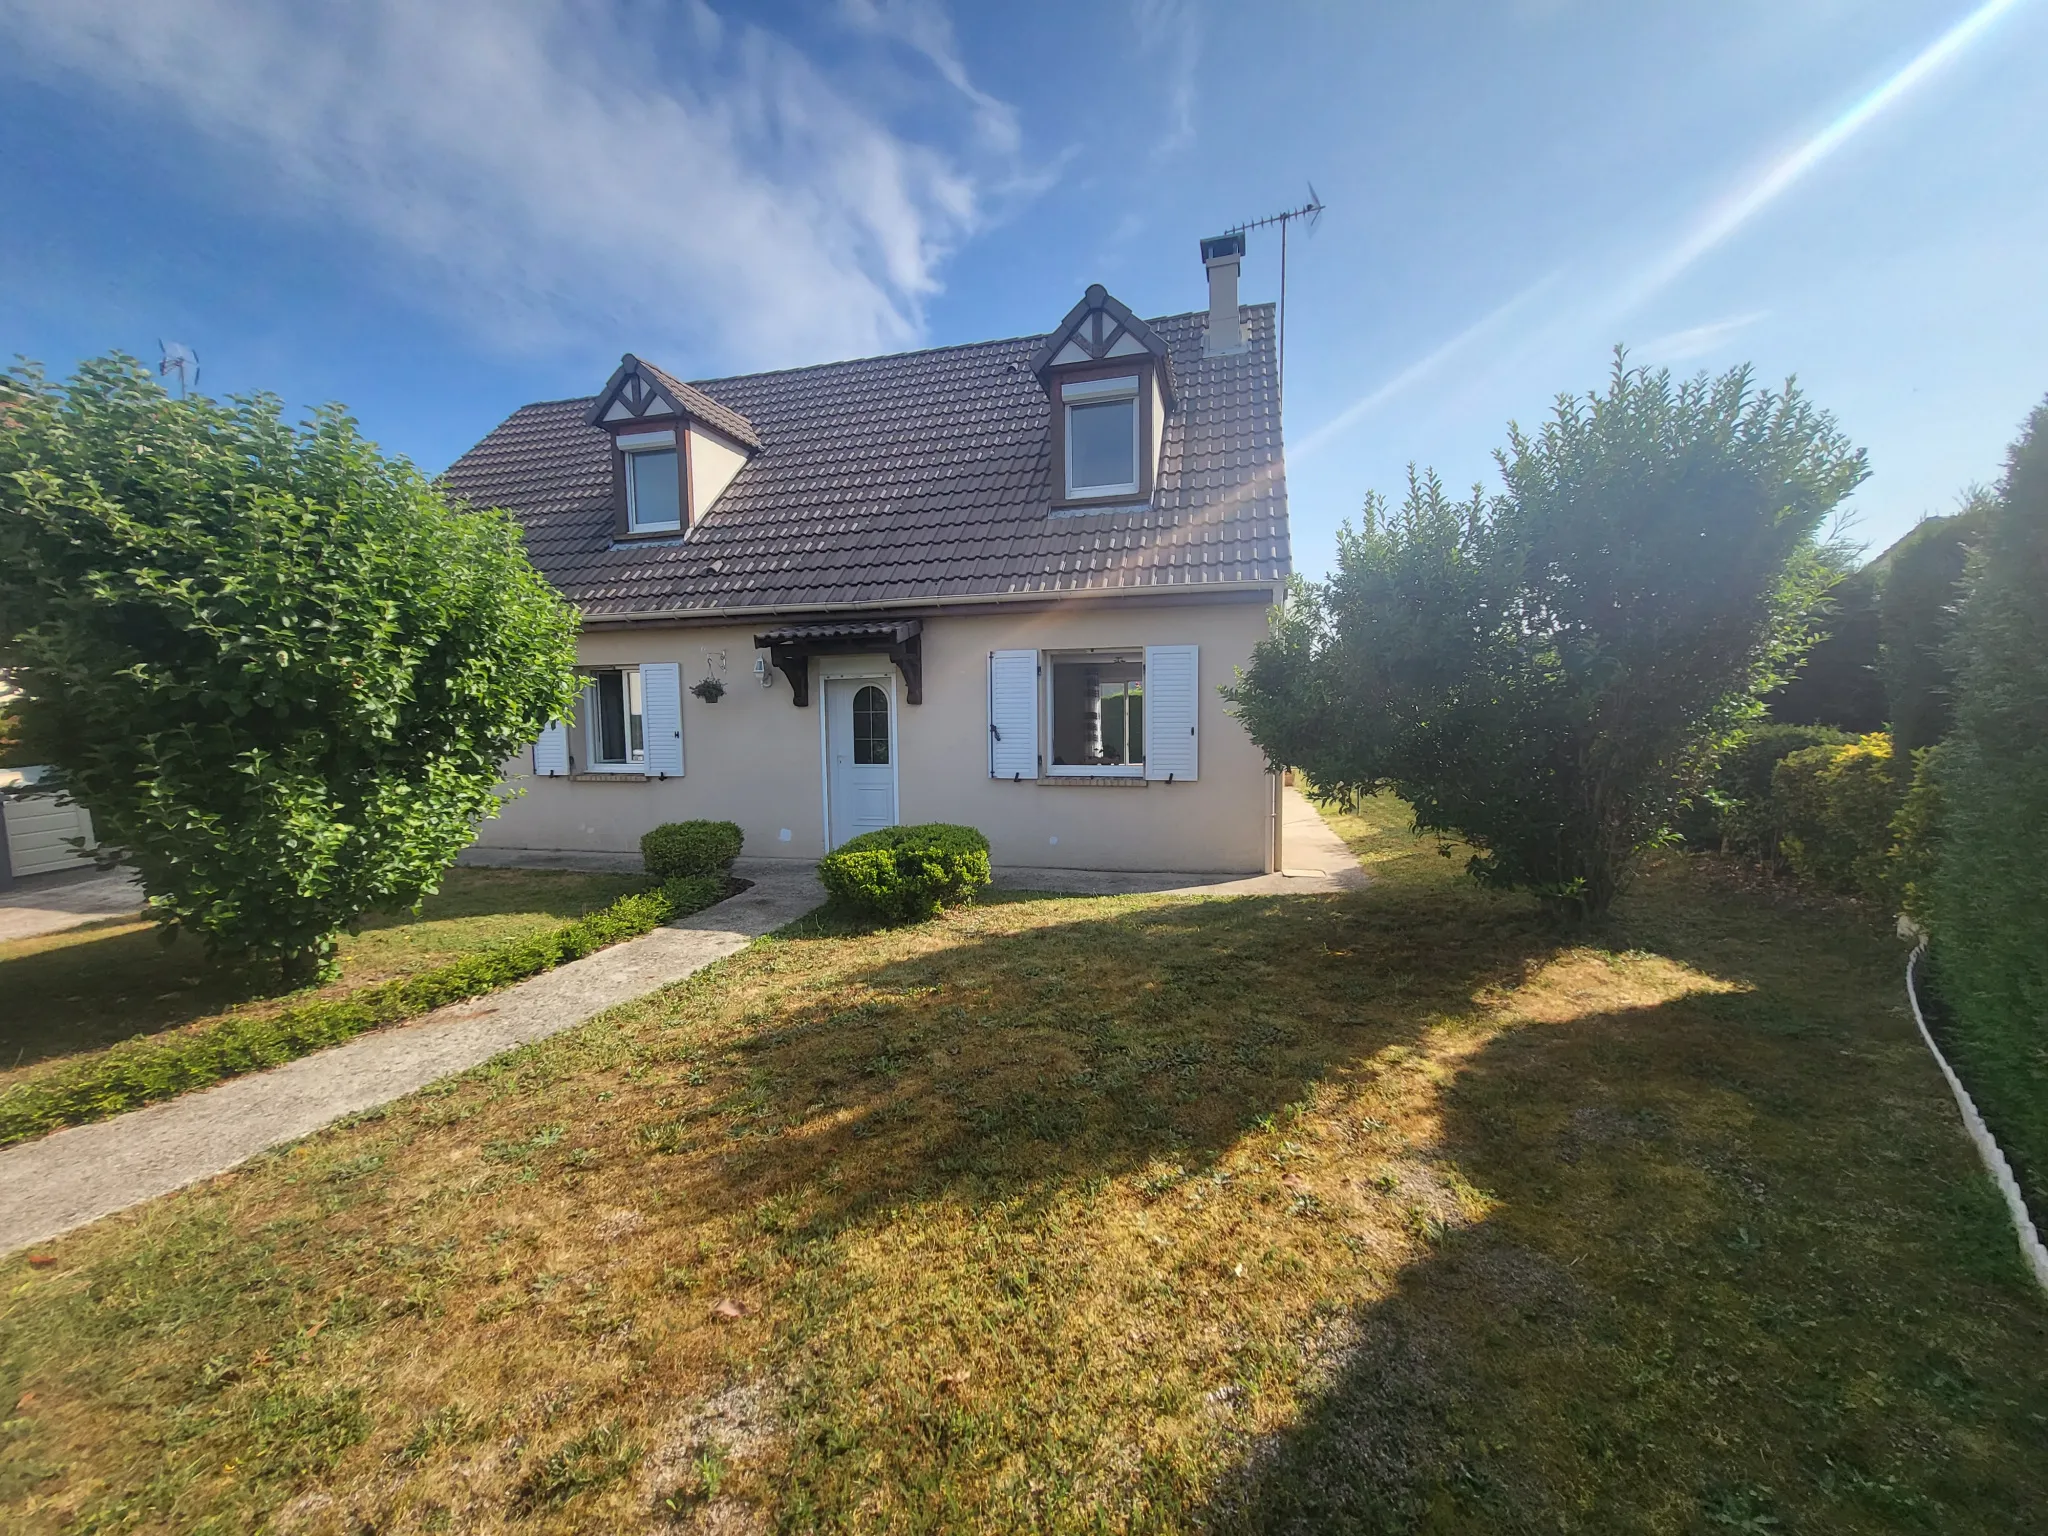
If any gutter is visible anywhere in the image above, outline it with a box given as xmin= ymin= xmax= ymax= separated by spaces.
xmin=577 ymin=579 xmax=1286 ymax=631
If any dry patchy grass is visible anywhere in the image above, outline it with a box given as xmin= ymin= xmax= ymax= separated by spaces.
xmin=1 ymin=802 xmax=2042 ymax=1533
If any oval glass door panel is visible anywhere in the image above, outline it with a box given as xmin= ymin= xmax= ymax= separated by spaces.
xmin=853 ymin=685 xmax=889 ymax=764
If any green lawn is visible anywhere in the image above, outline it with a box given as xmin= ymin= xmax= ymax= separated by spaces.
xmin=1 ymin=802 xmax=2042 ymax=1533
xmin=0 ymin=868 xmax=650 ymax=1086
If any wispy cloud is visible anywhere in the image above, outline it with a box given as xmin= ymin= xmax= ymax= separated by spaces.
xmin=1637 ymin=310 xmax=1770 ymax=366
xmin=1292 ymin=270 xmax=1564 ymax=460
xmin=0 ymin=0 xmax=1020 ymax=369
xmin=839 ymin=0 xmax=1021 ymax=156
xmin=1131 ymin=0 xmax=1203 ymax=160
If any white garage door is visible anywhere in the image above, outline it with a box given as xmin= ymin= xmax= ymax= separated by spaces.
xmin=4 ymin=792 xmax=98 ymax=878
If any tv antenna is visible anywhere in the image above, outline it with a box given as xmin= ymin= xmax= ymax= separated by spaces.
xmin=158 ymin=340 xmax=200 ymax=399
xmin=1226 ymin=185 xmax=1325 ymax=409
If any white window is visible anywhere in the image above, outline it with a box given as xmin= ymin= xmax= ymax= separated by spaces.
xmin=585 ymin=668 xmax=645 ymax=769
xmin=989 ymin=645 xmax=1197 ymax=783
xmin=620 ymin=429 xmax=683 ymax=533
xmin=1063 ymin=374 xmax=1140 ymax=498
xmin=1047 ymin=651 xmax=1146 ymax=777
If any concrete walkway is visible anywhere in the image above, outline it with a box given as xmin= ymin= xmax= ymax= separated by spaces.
xmin=0 ymin=867 xmax=144 ymax=944
xmin=0 ymin=859 xmax=821 ymax=1255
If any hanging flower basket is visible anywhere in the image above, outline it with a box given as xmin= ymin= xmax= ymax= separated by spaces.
xmin=690 ymin=676 xmax=727 ymax=704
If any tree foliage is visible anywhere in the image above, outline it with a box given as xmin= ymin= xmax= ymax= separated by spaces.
xmin=1764 ymin=558 xmax=1885 ymax=732
xmin=0 ymin=357 xmax=580 ymax=979
xmin=1877 ymin=496 xmax=1988 ymax=753
xmin=1229 ymin=355 xmax=1867 ymax=914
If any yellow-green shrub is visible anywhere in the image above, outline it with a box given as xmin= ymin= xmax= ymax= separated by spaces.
xmin=1771 ymin=732 xmax=1905 ymax=903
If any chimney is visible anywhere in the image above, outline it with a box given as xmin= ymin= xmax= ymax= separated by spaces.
xmin=1201 ymin=232 xmax=1246 ymax=356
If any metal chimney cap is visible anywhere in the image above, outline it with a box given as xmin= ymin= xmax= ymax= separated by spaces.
xmin=1200 ymin=232 xmax=1246 ymax=263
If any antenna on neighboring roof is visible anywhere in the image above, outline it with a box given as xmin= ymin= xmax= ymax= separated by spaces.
xmin=158 ymin=340 xmax=200 ymax=399
xmin=1225 ymin=185 xmax=1325 ymax=410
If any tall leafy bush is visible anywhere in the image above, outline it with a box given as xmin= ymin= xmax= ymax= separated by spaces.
xmin=0 ymin=357 xmax=580 ymax=980
xmin=1228 ymin=355 xmax=1866 ymax=915
xmin=1927 ymin=399 xmax=2048 ymax=1211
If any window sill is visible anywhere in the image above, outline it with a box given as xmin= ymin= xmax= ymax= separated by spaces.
xmin=1050 ymin=494 xmax=1149 ymax=513
xmin=571 ymin=770 xmax=649 ymax=783
xmin=1038 ymin=774 xmax=1148 ymax=788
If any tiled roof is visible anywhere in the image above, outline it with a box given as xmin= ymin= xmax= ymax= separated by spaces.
xmin=442 ymin=304 xmax=1290 ymax=619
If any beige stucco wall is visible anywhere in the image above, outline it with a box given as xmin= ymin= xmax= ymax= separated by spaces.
xmin=475 ymin=597 xmax=1280 ymax=873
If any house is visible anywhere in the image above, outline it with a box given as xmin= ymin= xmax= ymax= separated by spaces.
xmin=442 ymin=235 xmax=1291 ymax=874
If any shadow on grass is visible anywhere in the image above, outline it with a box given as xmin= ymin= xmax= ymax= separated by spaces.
xmin=1200 ymin=874 xmax=2048 ymax=1534
xmin=0 ymin=867 xmax=648 ymax=1076
xmin=663 ymin=863 xmax=2045 ymax=1529
xmin=659 ymin=883 xmax=1563 ymax=1235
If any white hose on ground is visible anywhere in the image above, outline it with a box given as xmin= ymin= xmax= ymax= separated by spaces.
xmin=1904 ymin=942 xmax=2048 ymax=1296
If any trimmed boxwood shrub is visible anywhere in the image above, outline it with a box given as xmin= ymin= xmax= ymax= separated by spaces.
xmin=642 ymin=820 xmax=744 ymax=880
xmin=818 ymin=823 xmax=991 ymax=923
xmin=0 ymin=874 xmax=724 ymax=1147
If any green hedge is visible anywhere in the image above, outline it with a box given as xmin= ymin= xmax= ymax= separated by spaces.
xmin=818 ymin=823 xmax=991 ymax=923
xmin=1927 ymin=399 xmax=2048 ymax=1220
xmin=0 ymin=874 xmax=724 ymax=1148
xmin=641 ymin=820 xmax=744 ymax=880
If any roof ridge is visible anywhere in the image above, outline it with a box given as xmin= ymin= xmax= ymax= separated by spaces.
xmin=685 ymin=304 xmax=1266 ymax=392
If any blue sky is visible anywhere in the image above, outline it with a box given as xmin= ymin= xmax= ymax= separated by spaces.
xmin=2 ymin=0 xmax=2043 ymax=578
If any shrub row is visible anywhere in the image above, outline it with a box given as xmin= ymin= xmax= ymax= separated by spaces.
xmin=0 ymin=874 xmax=724 ymax=1148
xmin=819 ymin=823 xmax=991 ymax=923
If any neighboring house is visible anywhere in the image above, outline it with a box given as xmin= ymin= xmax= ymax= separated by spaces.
xmin=443 ymin=236 xmax=1291 ymax=874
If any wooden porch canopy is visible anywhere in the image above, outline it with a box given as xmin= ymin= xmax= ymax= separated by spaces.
xmin=753 ymin=619 xmax=923 ymax=707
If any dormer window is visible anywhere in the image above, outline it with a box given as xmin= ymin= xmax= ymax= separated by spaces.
xmin=619 ymin=430 xmax=683 ymax=533
xmin=585 ymin=354 xmax=762 ymax=541
xmin=1063 ymin=375 xmax=1141 ymax=498
xmin=1028 ymin=285 xmax=1177 ymax=511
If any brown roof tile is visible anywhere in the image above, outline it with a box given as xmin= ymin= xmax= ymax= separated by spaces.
xmin=442 ymin=305 xmax=1289 ymax=618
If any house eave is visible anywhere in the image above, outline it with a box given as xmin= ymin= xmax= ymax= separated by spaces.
xmin=575 ymin=580 xmax=1284 ymax=631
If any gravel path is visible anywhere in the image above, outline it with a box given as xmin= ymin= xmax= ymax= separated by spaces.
xmin=0 ymin=861 xmax=821 ymax=1254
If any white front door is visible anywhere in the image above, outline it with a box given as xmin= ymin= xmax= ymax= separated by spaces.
xmin=825 ymin=677 xmax=897 ymax=848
